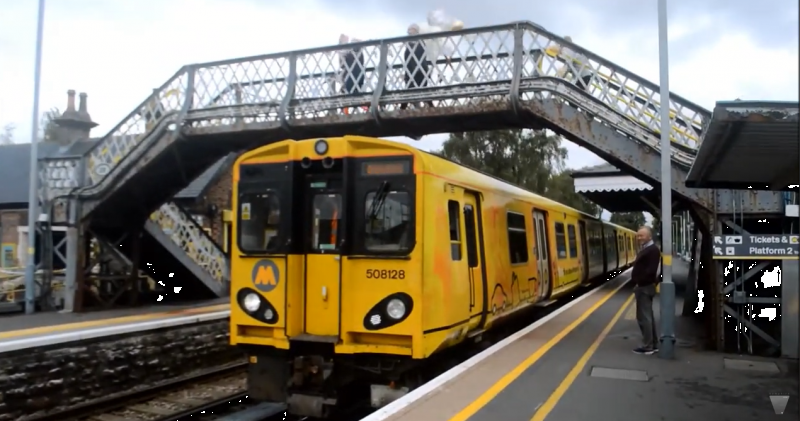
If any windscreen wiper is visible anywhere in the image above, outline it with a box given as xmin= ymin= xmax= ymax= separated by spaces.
xmin=367 ymin=181 xmax=390 ymax=220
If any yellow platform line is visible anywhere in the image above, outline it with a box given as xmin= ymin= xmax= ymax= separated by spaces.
xmin=531 ymin=293 xmax=635 ymax=420
xmin=448 ymin=280 xmax=629 ymax=421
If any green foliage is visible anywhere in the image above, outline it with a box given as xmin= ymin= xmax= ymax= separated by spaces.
xmin=650 ymin=215 xmax=662 ymax=242
xmin=610 ymin=212 xmax=647 ymax=231
xmin=41 ymin=107 xmax=60 ymax=142
xmin=546 ymin=171 xmax=602 ymax=216
xmin=433 ymin=129 xmax=601 ymax=216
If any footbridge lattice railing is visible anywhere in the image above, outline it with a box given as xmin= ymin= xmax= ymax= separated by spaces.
xmin=38 ymin=22 xmax=714 ymax=290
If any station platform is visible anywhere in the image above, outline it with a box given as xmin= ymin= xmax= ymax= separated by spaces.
xmin=0 ymin=298 xmax=230 ymax=353
xmin=363 ymin=265 xmax=798 ymax=421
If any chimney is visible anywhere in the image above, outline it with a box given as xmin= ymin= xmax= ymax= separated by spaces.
xmin=50 ymin=89 xmax=99 ymax=145
xmin=66 ymin=90 xmax=77 ymax=114
xmin=78 ymin=92 xmax=92 ymax=122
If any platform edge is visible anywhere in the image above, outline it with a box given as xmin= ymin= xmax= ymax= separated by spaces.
xmin=0 ymin=310 xmax=231 ymax=353
xmin=359 ymin=270 xmax=632 ymax=421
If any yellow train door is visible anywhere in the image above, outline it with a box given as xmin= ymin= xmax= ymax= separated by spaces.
xmin=532 ymin=209 xmax=552 ymax=303
xmin=462 ymin=192 xmax=487 ymax=327
xmin=303 ymin=176 xmax=343 ymax=339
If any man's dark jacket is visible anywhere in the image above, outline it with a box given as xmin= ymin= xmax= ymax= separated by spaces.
xmin=631 ymin=243 xmax=661 ymax=286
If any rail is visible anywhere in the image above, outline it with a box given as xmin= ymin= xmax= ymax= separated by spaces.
xmin=24 ymin=362 xmax=275 ymax=421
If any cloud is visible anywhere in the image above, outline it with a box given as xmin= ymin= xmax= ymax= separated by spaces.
xmin=0 ymin=0 xmax=796 ymax=175
xmin=0 ymin=0 xmax=405 ymax=142
xmin=340 ymin=0 xmax=798 ymax=52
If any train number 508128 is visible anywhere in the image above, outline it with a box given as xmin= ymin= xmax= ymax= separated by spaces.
xmin=365 ymin=269 xmax=405 ymax=279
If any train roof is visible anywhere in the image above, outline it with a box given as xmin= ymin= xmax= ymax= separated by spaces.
xmin=412 ymin=147 xmax=624 ymax=223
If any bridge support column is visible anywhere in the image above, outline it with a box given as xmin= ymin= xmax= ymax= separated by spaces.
xmin=62 ymin=198 xmax=81 ymax=313
xmin=781 ymin=258 xmax=799 ymax=358
xmin=687 ymin=205 xmax=718 ymax=349
xmin=681 ymin=223 xmax=701 ymax=317
xmin=715 ymin=212 xmax=785 ymax=355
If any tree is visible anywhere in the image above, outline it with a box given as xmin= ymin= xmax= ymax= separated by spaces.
xmin=650 ymin=215 xmax=662 ymax=244
xmin=0 ymin=123 xmax=13 ymax=144
xmin=610 ymin=212 xmax=646 ymax=231
xmin=41 ymin=107 xmax=60 ymax=142
xmin=436 ymin=129 xmax=566 ymax=195
xmin=546 ymin=171 xmax=601 ymax=216
xmin=0 ymin=107 xmax=59 ymax=145
xmin=433 ymin=129 xmax=600 ymax=215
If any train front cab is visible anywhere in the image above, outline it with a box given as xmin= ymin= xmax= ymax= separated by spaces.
xmin=229 ymin=137 xmax=426 ymax=417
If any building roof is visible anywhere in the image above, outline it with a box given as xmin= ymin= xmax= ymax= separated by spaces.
xmin=570 ymin=162 xmax=623 ymax=178
xmin=685 ymin=100 xmax=799 ymax=189
xmin=0 ymin=141 xmax=232 ymax=206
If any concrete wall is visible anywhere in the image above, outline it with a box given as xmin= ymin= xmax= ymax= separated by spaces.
xmin=0 ymin=320 xmax=243 ymax=420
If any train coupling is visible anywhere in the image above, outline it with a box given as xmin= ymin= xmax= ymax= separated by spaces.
xmin=291 ymin=356 xmax=333 ymax=387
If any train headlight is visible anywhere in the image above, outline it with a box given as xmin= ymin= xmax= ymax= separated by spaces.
xmin=314 ymin=139 xmax=329 ymax=155
xmin=243 ymin=293 xmax=261 ymax=312
xmin=386 ymin=299 xmax=406 ymax=320
xmin=264 ymin=308 xmax=274 ymax=320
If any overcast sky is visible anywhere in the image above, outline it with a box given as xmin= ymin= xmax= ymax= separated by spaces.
xmin=1 ymin=0 xmax=797 ymax=176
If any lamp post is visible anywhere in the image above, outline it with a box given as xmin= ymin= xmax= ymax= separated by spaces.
xmin=24 ymin=0 xmax=46 ymax=314
xmin=657 ymin=0 xmax=676 ymax=359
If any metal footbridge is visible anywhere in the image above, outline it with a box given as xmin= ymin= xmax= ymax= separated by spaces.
xmin=39 ymin=22 xmax=723 ymax=298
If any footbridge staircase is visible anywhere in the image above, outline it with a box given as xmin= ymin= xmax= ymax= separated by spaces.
xmin=38 ymin=22 xmax=784 ymax=306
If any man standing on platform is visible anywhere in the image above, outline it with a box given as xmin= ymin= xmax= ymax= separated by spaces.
xmin=632 ymin=226 xmax=661 ymax=355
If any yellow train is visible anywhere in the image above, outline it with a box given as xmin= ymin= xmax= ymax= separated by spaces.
xmin=229 ymin=135 xmax=637 ymax=417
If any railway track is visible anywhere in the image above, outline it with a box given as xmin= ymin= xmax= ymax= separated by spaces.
xmin=30 ymin=362 xmax=285 ymax=421
xmin=27 ymin=272 xmax=625 ymax=421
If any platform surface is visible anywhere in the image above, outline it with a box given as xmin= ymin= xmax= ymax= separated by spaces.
xmin=363 ymin=259 xmax=798 ymax=421
xmin=0 ymin=297 xmax=229 ymax=342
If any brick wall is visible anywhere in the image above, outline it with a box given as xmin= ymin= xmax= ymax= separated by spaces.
xmin=204 ymin=164 xmax=233 ymax=250
xmin=0 ymin=210 xmax=25 ymax=267
xmin=0 ymin=320 xmax=244 ymax=420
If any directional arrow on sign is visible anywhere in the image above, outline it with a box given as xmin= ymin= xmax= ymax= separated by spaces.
xmin=714 ymin=236 xmax=723 ymax=245
xmin=714 ymin=246 xmax=723 ymax=255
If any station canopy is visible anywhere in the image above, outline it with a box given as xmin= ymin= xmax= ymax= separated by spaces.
xmin=686 ymin=100 xmax=799 ymax=190
xmin=571 ymin=163 xmax=660 ymax=213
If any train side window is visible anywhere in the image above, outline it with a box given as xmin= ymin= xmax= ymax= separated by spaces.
xmin=507 ymin=211 xmax=529 ymax=264
xmin=448 ymin=200 xmax=462 ymax=261
xmin=555 ymin=222 xmax=567 ymax=259
xmin=591 ymin=230 xmax=601 ymax=256
xmin=238 ymin=191 xmax=281 ymax=253
xmin=567 ymin=224 xmax=578 ymax=258
xmin=463 ymin=205 xmax=479 ymax=268
xmin=629 ymin=236 xmax=634 ymax=252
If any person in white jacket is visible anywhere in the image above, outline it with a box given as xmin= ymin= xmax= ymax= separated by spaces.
xmin=417 ymin=10 xmax=465 ymax=83
xmin=554 ymin=36 xmax=593 ymax=92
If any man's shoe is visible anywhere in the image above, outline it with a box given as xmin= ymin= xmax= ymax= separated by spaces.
xmin=633 ymin=347 xmax=656 ymax=355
